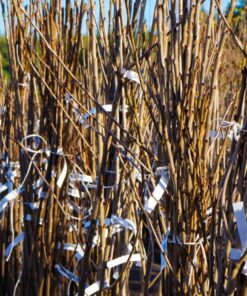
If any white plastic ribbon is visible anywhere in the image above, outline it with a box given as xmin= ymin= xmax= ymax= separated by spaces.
xmin=57 ymin=158 xmax=67 ymax=188
xmin=84 ymin=218 xmax=111 ymax=229
xmin=69 ymin=173 xmax=93 ymax=184
xmin=65 ymin=93 xmax=72 ymax=103
xmin=0 ymin=183 xmax=8 ymax=194
xmin=85 ymin=281 xmax=109 ymax=296
xmin=83 ymin=216 xmax=136 ymax=236
xmin=33 ymin=177 xmax=44 ymax=190
xmin=111 ymin=215 xmax=137 ymax=235
xmin=65 ymin=93 xmax=129 ymax=128
xmin=161 ymin=230 xmax=169 ymax=270
xmin=221 ymin=120 xmax=243 ymax=141
xmin=210 ymin=120 xmax=246 ymax=141
xmin=27 ymin=201 xmax=40 ymax=210
xmin=144 ymin=169 xmax=169 ymax=213
xmin=33 ymin=177 xmax=46 ymax=199
xmin=155 ymin=166 xmax=169 ymax=176
xmin=209 ymin=130 xmax=226 ymax=139
xmin=54 ymin=264 xmax=79 ymax=283
xmin=135 ymin=172 xmax=142 ymax=182
xmin=0 ymin=188 xmax=23 ymax=214
xmin=6 ymin=166 xmax=14 ymax=192
xmin=68 ymin=188 xmax=85 ymax=198
xmin=57 ymin=243 xmax=84 ymax=261
xmin=5 ymin=232 xmax=25 ymax=261
xmin=79 ymin=104 xmax=113 ymax=128
xmin=21 ymin=134 xmax=47 ymax=155
xmin=230 ymin=202 xmax=247 ymax=275
xmin=37 ymin=190 xmax=46 ymax=199
xmin=83 ymin=183 xmax=115 ymax=190
xmin=121 ymin=68 xmax=140 ymax=84
xmin=107 ymin=253 xmax=141 ymax=269
xmin=64 ymin=93 xmax=129 ymax=130
xmin=44 ymin=147 xmax=63 ymax=157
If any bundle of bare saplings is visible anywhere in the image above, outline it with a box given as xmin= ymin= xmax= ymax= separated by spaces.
xmin=0 ymin=0 xmax=246 ymax=295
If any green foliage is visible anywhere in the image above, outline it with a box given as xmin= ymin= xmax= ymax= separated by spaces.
xmin=233 ymin=3 xmax=247 ymax=17
xmin=225 ymin=1 xmax=247 ymax=17
xmin=0 ymin=35 xmax=10 ymax=79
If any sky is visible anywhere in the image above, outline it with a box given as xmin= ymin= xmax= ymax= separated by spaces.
xmin=0 ymin=0 xmax=231 ymax=35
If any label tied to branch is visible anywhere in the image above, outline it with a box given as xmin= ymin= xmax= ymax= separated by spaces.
xmin=230 ymin=202 xmax=247 ymax=276
xmin=0 ymin=183 xmax=8 ymax=194
xmin=84 ymin=281 xmax=109 ymax=296
xmin=161 ymin=229 xmax=169 ymax=270
xmin=70 ymin=173 xmax=93 ymax=184
xmin=57 ymin=243 xmax=84 ymax=262
xmin=121 ymin=68 xmax=140 ymax=84
xmin=57 ymin=158 xmax=67 ymax=188
xmin=210 ymin=120 xmax=246 ymax=141
xmin=68 ymin=188 xmax=85 ymax=198
xmin=106 ymin=253 xmax=141 ymax=269
xmin=5 ymin=232 xmax=25 ymax=261
xmin=0 ymin=187 xmax=23 ymax=214
xmin=55 ymin=264 xmax=79 ymax=283
xmin=33 ymin=177 xmax=44 ymax=190
xmin=144 ymin=168 xmax=169 ymax=213
xmin=83 ymin=215 xmax=137 ymax=236
xmin=78 ymin=104 xmax=112 ymax=128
